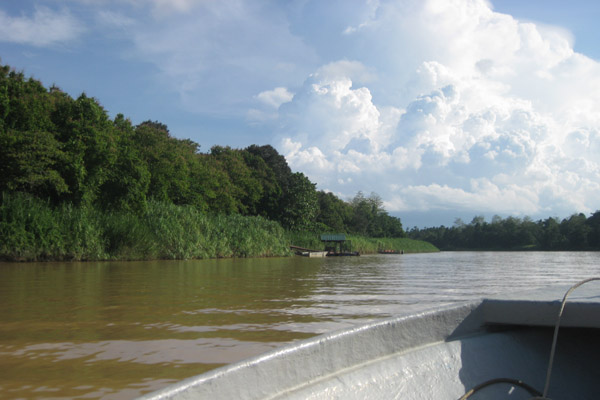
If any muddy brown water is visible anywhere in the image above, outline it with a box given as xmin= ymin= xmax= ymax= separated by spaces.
xmin=1 ymin=252 xmax=599 ymax=399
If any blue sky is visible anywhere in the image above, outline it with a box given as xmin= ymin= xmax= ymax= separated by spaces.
xmin=1 ymin=0 xmax=600 ymax=228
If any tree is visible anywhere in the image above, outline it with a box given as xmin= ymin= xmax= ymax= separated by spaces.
xmin=539 ymin=217 xmax=565 ymax=250
xmin=349 ymin=191 xmax=372 ymax=235
xmin=0 ymin=129 xmax=68 ymax=201
xmin=245 ymin=144 xmax=292 ymax=221
xmin=245 ymin=144 xmax=292 ymax=191
xmin=347 ymin=192 xmax=404 ymax=237
xmin=372 ymin=211 xmax=405 ymax=238
xmin=0 ymin=66 xmax=69 ymax=202
xmin=280 ymin=172 xmax=318 ymax=231
xmin=0 ymin=62 xmax=413 ymax=239
xmin=561 ymin=213 xmax=591 ymax=249
xmin=518 ymin=216 xmax=540 ymax=248
xmin=316 ymin=191 xmax=353 ymax=232
xmin=0 ymin=67 xmax=54 ymax=133
xmin=586 ymin=211 xmax=600 ymax=249
xmin=191 ymin=154 xmax=238 ymax=213
xmin=133 ymin=120 xmax=195 ymax=206
xmin=97 ymin=114 xmax=150 ymax=213
xmin=210 ymin=146 xmax=263 ymax=215
xmin=453 ymin=218 xmax=466 ymax=229
xmin=241 ymin=149 xmax=282 ymax=219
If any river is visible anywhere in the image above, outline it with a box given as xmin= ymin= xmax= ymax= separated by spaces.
xmin=0 ymin=252 xmax=599 ymax=399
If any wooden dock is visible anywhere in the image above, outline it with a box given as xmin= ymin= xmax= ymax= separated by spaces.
xmin=290 ymin=245 xmax=328 ymax=257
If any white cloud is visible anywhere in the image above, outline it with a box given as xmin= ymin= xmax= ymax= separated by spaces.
xmin=273 ymin=0 xmax=600 ymax=221
xmin=0 ymin=6 xmax=84 ymax=47
xmin=248 ymin=87 xmax=295 ymax=122
xmin=279 ymin=66 xmax=394 ymax=155
xmin=73 ymin=0 xmax=598 ymax=222
xmin=316 ymin=60 xmax=377 ymax=85
xmin=7 ymin=0 xmax=596 ymax=223
xmin=256 ymin=87 xmax=294 ymax=109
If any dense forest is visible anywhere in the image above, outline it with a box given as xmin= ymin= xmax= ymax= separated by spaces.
xmin=0 ymin=64 xmax=408 ymax=260
xmin=408 ymin=213 xmax=600 ymax=251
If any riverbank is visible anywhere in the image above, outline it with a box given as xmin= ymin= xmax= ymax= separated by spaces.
xmin=1 ymin=192 xmax=437 ymax=262
xmin=287 ymin=231 xmax=439 ymax=254
xmin=0 ymin=192 xmax=291 ymax=261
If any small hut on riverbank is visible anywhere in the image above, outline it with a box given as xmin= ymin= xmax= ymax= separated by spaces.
xmin=320 ymin=234 xmax=358 ymax=256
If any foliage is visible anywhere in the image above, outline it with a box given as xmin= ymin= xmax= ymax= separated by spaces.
xmin=408 ymin=213 xmax=600 ymax=251
xmin=0 ymin=192 xmax=106 ymax=261
xmin=279 ymin=172 xmax=319 ymax=231
xmin=210 ymin=146 xmax=266 ymax=215
xmin=347 ymin=236 xmax=438 ymax=254
xmin=0 ymin=129 xmax=68 ymax=200
xmin=316 ymin=191 xmax=352 ymax=233
xmin=347 ymin=192 xmax=405 ymax=237
xmin=0 ymin=192 xmax=291 ymax=261
xmin=287 ymin=230 xmax=437 ymax=254
xmin=0 ymin=63 xmax=409 ymax=261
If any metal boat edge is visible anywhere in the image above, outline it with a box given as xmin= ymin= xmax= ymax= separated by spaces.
xmin=138 ymin=282 xmax=600 ymax=400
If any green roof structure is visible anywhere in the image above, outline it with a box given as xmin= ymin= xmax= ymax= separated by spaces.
xmin=320 ymin=233 xmax=357 ymax=256
xmin=320 ymin=234 xmax=346 ymax=241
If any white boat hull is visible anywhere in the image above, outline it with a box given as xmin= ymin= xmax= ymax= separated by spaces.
xmin=139 ymin=284 xmax=600 ymax=400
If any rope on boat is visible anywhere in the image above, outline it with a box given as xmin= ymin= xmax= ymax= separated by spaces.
xmin=457 ymin=277 xmax=600 ymax=400
xmin=540 ymin=276 xmax=600 ymax=398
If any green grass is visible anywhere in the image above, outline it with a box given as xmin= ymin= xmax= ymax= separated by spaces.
xmin=1 ymin=192 xmax=437 ymax=261
xmin=0 ymin=192 xmax=107 ymax=261
xmin=347 ymin=235 xmax=439 ymax=254
xmin=287 ymin=231 xmax=439 ymax=254
xmin=0 ymin=192 xmax=291 ymax=261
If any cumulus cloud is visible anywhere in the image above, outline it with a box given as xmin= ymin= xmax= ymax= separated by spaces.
xmin=274 ymin=0 xmax=600 ymax=222
xmin=7 ymin=0 xmax=596 ymax=224
xmin=247 ymin=87 xmax=295 ymax=122
xmin=0 ymin=6 xmax=84 ymax=47
xmin=276 ymin=63 xmax=403 ymax=189
xmin=80 ymin=0 xmax=598 ymax=222
xmin=256 ymin=87 xmax=294 ymax=109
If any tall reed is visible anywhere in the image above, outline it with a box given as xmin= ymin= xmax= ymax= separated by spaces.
xmin=0 ymin=192 xmax=291 ymax=261
xmin=55 ymin=202 xmax=106 ymax=260
xmin=347 ymin=235 xmax=439 ymax=254
xmin=1 ymin=192 xmax=435 ymax=261
xmin=287 ymin=230 xmax=439 ymax=254
xmin=0 ymin=192 xmax=105 ymax=261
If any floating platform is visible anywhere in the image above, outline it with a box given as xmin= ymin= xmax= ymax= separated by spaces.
xmin=299 ymin=251 xmax=328 ymax=258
